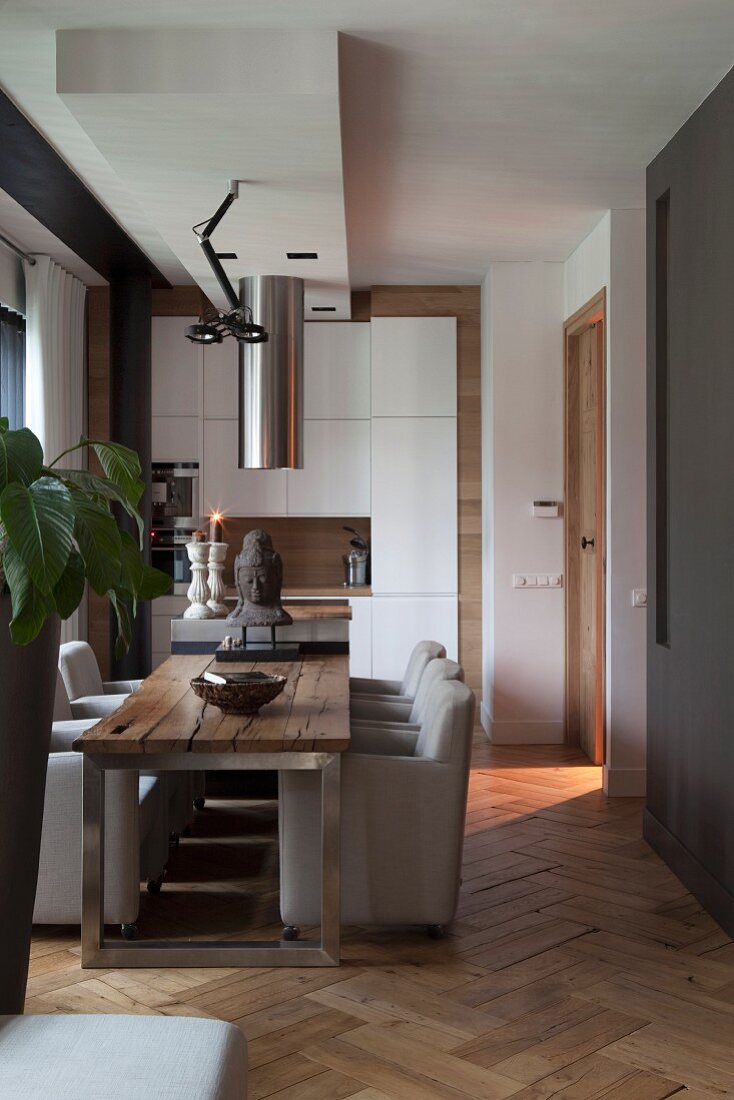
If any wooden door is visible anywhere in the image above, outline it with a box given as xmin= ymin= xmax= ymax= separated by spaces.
xmin=565 ymin=293 xmax=606 ymax=764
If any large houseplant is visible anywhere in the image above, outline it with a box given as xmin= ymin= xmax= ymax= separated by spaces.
xmin=0 ymin=418 xmax=170 ymax=1013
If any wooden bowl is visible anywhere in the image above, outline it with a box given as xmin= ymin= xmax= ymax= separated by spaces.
xmin=190 ymin=675 xmax=286 ymax=715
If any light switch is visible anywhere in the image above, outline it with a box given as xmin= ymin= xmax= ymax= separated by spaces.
xmin=632 ymin=588 xmax=647 ymax=608
xmin=536 ymin=574 xmax=549 ymax=587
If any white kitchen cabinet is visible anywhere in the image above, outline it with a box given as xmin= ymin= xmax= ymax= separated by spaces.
xmin=371 ymin=317 xmax=457 ymax=417
xmin=349 ymin=597 xmax=372 ymax=678
xmin=203 ymin=419 xmax=287 ymax=516
xmin=152 ymin=317 xmax=202 ymax=417
xmin=304 ymin=322 xmax=370 ymax=419
xmin=287 ymin=420 xmax=370 ymax=516
xmin=202 ymin=338 xmax=238 ymax=418
xmin=371 ymin=596 xmax=458 ymax=679
xmin=152 ymin=416 xmax=199 ymax=464
xmin=371 ymin=417 xmax=457 ymax=594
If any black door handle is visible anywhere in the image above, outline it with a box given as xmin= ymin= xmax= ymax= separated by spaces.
xmin=581 ymin=536 xmax=595 ymax=550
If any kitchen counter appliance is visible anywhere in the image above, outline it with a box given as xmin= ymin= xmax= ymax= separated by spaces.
xmin=152 ymin=463 xmax=199 ymax=530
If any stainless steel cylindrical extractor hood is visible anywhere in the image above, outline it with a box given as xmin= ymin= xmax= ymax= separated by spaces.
xmin=238 ymin=275 xmax=304 ymax=469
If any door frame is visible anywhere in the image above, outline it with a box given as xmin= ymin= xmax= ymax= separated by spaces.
xmin=564 ymin=288 xmax=607 ymax=763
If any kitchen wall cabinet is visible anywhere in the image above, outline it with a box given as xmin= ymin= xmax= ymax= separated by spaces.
xmin=371 ymin=317 xmax=457 ymax=417
xmin=287 ymin=420 xmax=370 ymax=516
xmin=371 ymin=416 xmax=457 ymax=594
xmin=203 ymin=420 xmax=287 ymax=516
xmin=202 ymin=339 xmax=238 ymax=419
xmin=152 ymin=416 xmax=199 ymax=464
xmin=152 ymin=316 xmax=202 ymax=417
xmin=304 ymin=322 xmax=370 ymax=419
xmin=371 ymin=596 xmax=458 ymax=679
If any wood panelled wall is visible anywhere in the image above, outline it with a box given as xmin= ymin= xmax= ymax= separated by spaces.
xmin=369 ymin=286 xmax=482 ymax=695
xmin=87 ymin=285 xmax=481 ymax=693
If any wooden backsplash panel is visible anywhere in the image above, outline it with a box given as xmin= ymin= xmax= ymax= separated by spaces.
xmin=215 ymin=517 xmax=371 ymax=588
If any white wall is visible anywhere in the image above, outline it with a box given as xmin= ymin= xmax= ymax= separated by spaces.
xmin=481 ymin=213 xmax=646 ymax=792
xmin=564 ymin=210 xmax=647 ymax=795
xmin=482 ymin=261 xmax=566 ymax=742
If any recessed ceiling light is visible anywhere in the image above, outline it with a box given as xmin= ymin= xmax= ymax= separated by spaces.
xmin=287 ymin=251 xmax=318 ymax=260
xmin=216 ymin=252 xmax=238 ymax=259
xmin=311 ymin=306 xmax=336 ymax=312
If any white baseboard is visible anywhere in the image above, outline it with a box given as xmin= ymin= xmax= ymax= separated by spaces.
xmin=487 ymin=720 xmax=565 ymax=745
xmin=603 ymin=766 xmax=646 ymax=797
xmin=480 ymin=701 xmax=491 ymax=735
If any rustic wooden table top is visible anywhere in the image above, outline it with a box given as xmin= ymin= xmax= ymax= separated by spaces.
xmin=72 ymin=654 xmax=350 ymax=756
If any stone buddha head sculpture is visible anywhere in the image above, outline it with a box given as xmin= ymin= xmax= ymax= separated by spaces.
xmin=226 ymin=528 xmax=293 ymax=627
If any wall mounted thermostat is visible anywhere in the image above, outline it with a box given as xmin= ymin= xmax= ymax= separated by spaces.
xmin=532 ymin=500 xmax=561 ymax=518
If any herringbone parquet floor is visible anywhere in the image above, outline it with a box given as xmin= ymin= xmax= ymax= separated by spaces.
xmin=27 ymin=735 xmax=734 ymax=1098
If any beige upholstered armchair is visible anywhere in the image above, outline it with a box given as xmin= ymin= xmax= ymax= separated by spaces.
xmin=279 ymin=679 xmax=476 ymax=937
xmin=58 ymin=641 xmax=142 ymax=719
xmin=350 ymin=639 xmax=446 ymax=701
xmin=34 ymin=714 xmax=169 ymax=939
xmin=57 ymin=647 xmax=204 ymax=837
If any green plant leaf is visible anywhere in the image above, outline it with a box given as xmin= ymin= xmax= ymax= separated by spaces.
xmin=50 ymin=468 xmax=144 ymax=544
xmin=1 ymin=543 xmax=52 ymax=645
xmin=117 ymin=531 xmax=171 ymax=607
xmin=0 ymin=427 xmax=44 ymax=491
xmin=137 ymin=563 xmax=172 ymax=601
xmin=0 ymin=477 xmax=74 ymax=594
xmin=0 ymin=417 xmax=9 ymax=432
xmin=52 ymin=548 xmax=86 ymax=619
xmin=71 ymin=490 xmax=122 ymax=596
xmin=109 ymin=588 xmax=132 ymax=659
xmin=90 ymin=441 xmax=144 ymax=508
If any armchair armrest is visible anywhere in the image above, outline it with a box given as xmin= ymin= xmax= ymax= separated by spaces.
xmin=70 ymin=694 xmax=129 ymax=719
xmin=349 ymin=676 xmax=402 ymax=696
xmin=350 ymin=697 xmax=413 ymax=723
xmin=349 ymin=725 xmax=418 ymax=756
xmin=350 ymin=691 xmax=413 ymax=705
xmin=104 ymin=679 xmax=141 ymax=694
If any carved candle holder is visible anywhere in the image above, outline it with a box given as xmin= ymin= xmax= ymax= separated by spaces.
xmin=184 ymin=541 xmax=214 ymax=620
xmin=207 ymin=541 xmax=229 ymax=617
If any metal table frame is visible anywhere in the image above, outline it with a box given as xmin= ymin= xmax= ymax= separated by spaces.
xmin=81 ymin=750 xmax=341 ymax=968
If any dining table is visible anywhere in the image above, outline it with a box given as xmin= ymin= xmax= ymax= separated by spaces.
xmin=73 ymin=653 xmax=349 ymax=969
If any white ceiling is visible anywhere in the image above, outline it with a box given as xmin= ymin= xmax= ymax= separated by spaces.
xmin=1 ymin=0 xmax=733 ymax=298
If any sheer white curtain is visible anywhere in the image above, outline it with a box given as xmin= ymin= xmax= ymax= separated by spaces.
xmin=23 ymin=256 xmax=87 ymax=643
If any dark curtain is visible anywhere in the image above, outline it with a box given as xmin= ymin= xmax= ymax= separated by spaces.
xmin=0 ymin=307 xmax=25 ymax=429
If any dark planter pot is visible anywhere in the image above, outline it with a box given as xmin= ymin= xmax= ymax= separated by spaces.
xmin=0 ymin=595 xmax=60 ymax=1014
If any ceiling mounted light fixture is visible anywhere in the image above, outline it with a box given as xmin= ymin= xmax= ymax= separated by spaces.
xmin=185 ymin=181 xmax=268 ymax=345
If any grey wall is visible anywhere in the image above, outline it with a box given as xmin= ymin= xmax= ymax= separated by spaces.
xmin=646 ymin=64 xmax=734 ymax=934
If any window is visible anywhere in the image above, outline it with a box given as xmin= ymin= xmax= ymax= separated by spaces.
xmin=0 ymin=306 xmax=25 ymax=428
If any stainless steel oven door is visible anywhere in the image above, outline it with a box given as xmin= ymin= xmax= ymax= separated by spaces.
xmin=150 ymin=531 xmax=194 ymax=595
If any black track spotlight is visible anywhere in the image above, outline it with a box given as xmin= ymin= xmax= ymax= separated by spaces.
xmin=185 ymin=322 xmax=223 ymax=344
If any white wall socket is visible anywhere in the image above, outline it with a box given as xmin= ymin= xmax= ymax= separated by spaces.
xmin=632 ymin=588 xmax=647 ymax=608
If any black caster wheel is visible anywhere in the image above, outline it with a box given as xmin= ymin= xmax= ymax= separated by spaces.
xmin=282 ymin=926 xmax=300 ymax=941
xmin=193 ymin=797 xmax=206 ymax=811
xmin=426 ymin=924 xmax=445 ymax=940
xmin=147 ymin=875 xmax=164 ymax=895
xmin=121 ymin=923 xmax=138 ymax=941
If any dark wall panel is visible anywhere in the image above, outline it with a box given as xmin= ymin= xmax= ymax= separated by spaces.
xmin=646 ymin=64 xmax=734 ymax=933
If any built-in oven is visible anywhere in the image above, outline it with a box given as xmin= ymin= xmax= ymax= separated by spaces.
xmin=150 ymin=529 xmax=195 ymax=595
xmin=152 ymin=463 xmax=199 ymax=530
